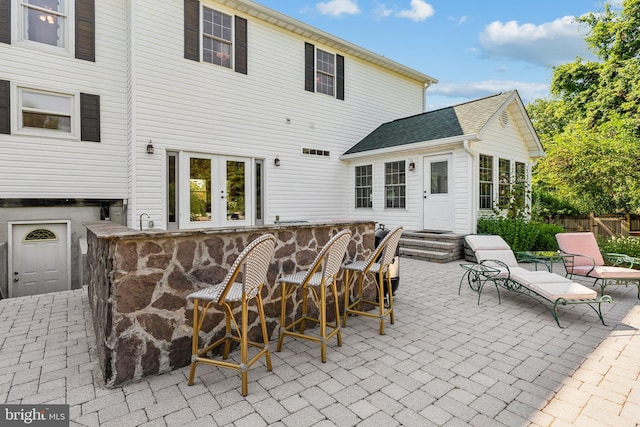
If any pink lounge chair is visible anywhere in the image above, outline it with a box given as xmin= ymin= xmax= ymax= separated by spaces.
xmin=463 ymin=235 xmax=612 ymax=327
xmin=556 ymin=232 xmax=640 ymax=299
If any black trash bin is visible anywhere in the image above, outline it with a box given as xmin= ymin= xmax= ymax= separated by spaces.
xmin=375 ymin=224 xmax=400 ymax=297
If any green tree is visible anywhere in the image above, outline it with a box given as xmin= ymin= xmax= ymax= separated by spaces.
xmin=529 ymin=0 xmax=640 ymax=214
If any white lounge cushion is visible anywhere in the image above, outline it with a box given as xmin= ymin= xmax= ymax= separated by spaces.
xmin=527 ymin=281 xmax=597 ymax=301
xmin=491 ymin=267 xmax=551 ymax=280
xmin=475 ymin=249 xmax=519 ymax=268
xmin=510 ymin=271 xmax=573 ymax=285
xmin=570 ymin=265 xmax=640 ymax=279
xmin=465 ymin=235 xmax=511 ymax=251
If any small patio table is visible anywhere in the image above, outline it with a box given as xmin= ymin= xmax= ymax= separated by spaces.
xmin=515 ymin=251 xmax=568 ymax=273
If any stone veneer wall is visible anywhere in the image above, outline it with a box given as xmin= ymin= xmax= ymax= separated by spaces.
xmin=85 ymin=221 xmax=375 ymax=387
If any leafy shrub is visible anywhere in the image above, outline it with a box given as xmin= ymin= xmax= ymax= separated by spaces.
xmin=597 ymin=235 xmax=640 ymax=258
xmin=531 ymin=187 xmax=583 ymax=219
xmin=531 ymin=223 xmax=565 ymax=251
xmin=476 ymin=216 xmax=564 ymax=252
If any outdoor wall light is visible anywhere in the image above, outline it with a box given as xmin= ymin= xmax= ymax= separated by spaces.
xmin=408 ymin=159 xmax=416 ymax=171
xmin=274 ymin=156 xmax=280 ymax=166
xmin=146 ymin=141 xmax=154 ymax=154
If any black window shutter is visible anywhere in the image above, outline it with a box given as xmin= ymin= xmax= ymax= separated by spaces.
xmin=80 ymin=93 xmax=100 ymax=142
xmin=75 ymin=0 xmax=95 ymax=61
xmin=0 ymin=0 xmax=9 ymax=44
xmin=0 ymin=80 xmax=10 ymax=134
xmin=234 ymin=16 xmax=247 ymax=74
xmin=336 ymin=54 xmax=344 ymax=100
xmin=305 ymin=42 xmax=315 ymax=92
xmin=184 ymin=0 xmax=200 ymax=61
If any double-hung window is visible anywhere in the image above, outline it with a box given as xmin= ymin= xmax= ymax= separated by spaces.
xmin=479 ymin=154 xmax=493 ymax=210
xmin=304 ymin=42 xmax=345 ymax=100
xmin=498 ymin=158 xmax=511 ymax=208
xmin=514 ymin=161 xmax=527 ymax=211
xmin=355 ymin=165 xmax=373 ymax=208
xmin=202 ymin=7 xmax=232 ymax=68
xmin=20 ymin=88 xmax=72 ymax=134
xmin=2 ymin=83 xmax=100 ymax=141
xmin=316 ymin=49 xmax=335 ymax=96
xmin=385 ymin=161 xmax=406 ymax=209
xmin=21 ymin=0 xmax=68 ymax=49
xmin=184 ymin=2 xmax=248 ymax=74
xmin=5 ymin=0 xmax=95 ymax=61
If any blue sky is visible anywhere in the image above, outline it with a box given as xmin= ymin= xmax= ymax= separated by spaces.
xmin=255 ymin=0 xmax=621 ymax=110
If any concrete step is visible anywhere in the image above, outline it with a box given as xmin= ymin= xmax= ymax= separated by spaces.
xmin=400 ymin=237 xmax=457 ymax=251
xmin=398 ymin=231 xmax=465 ymax=263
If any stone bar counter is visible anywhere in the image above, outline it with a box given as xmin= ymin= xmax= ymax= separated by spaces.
xmin=84 ymin=220 xmax=375 ymax=387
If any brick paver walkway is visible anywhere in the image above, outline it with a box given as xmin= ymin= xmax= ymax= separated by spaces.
xmin=1 ymin=258 xmax=639 ymax=426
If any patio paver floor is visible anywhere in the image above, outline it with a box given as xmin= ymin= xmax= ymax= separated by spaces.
xmin=1 ymin=257 xmax=639 ymax=426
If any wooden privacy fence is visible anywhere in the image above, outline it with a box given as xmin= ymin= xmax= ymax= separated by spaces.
xmin=543 ymin=214 xmax=640 ymax=238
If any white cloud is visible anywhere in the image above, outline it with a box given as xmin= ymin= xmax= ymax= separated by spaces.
xmin=448 ymin=15 xmax=467 ymax=25
xmin=316 ymin=0 xmax=360 ymax=16
xmin=373 ymin=3 xmax=393 ymax=19
xmin=396 ymin=0 xmax=435 ymax=22
xmin=427 ymin=80 xmax=550 ymax=105
xmin=478 ymin=16 xmax=592 ymax=67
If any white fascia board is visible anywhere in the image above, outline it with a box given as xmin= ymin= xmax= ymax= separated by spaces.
xmin=339 ymin=134 xmax=480 ymax=161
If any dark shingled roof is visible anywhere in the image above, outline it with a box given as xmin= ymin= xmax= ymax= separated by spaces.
xmin=344 ymin=91 xmax=514 ymax=155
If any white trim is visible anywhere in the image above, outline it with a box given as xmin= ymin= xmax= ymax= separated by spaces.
xmin=422 ymin=153 xmax=454 ymax=231
xmin=339 ymin=134 xmax=480 ymax=160
xmin=7 ymin=220 xmax=72 ymax=298
xmin=12 ymin=84 xmax=80 ymax=140
xmin=12 ymin=0 xmax=75 ymax=57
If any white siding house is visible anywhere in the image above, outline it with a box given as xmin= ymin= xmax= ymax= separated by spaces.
xmin=341 ymin=91 xmax=545 ymax=234
xmin=0 ymin=0 xmax=438 ymax=297
xmin=0 ymin=0 xmax=129 ymax=297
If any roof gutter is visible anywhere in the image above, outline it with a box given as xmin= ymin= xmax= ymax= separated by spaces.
xmin=340 ymin=134 xmax=480 ymax=161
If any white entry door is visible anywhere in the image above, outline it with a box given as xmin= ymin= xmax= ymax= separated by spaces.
xmin=423 ymin=154 xmax=453 ymax=231
xmin=10 ymin=222 xmax=70 ymax=297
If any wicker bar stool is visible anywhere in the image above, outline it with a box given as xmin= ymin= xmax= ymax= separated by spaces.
xmin=342 ymin=226 xmax=403 ymax=335
xmin=186 ymin=234 xmax=276 ymax=396
xmin=277 ymin=230 xmax=351 ymax=362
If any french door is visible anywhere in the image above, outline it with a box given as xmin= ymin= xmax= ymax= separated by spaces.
xmin=168 ymin=152 xmax=262 ymax=229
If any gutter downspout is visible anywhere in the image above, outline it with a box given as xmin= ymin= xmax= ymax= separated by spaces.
xmin=463 ymin=139 xmax=473 ymax=156
xmin=463 ymin=140 xmax=477 ymax=233
xmin=423 ymin=79 xmax=437 ymax=112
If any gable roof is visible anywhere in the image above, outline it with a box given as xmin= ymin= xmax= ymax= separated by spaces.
xmin=341 ymin=90 xmax=544 ymax=158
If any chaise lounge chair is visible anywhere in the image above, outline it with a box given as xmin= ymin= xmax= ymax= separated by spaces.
xmin=462 ymin=235 xmax=612 ymax=327
xmin=556 ymin=232 xmax=640 ymax=299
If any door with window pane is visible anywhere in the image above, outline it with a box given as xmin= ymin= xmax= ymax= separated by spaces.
xmin=423 ymin=154 xmax=453 ymax=231
xmin=224 ymin=158 xmax=249 ymax=224
xmin=167 ymin=152 xmax=179 ymax=229
xmin=181 ymin=154 xmax=252 ymax=228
